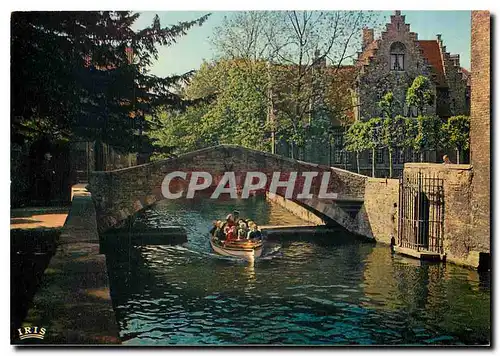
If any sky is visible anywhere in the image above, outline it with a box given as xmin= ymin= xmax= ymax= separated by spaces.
xmin=132 ymin=10 xmax=471 ymax=78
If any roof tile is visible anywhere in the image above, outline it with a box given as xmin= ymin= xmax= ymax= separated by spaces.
xmin=416 ymin=40 xmax=446 ymax=86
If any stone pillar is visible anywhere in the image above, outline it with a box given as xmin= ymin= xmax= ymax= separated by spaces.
xmin=469 ymin=11 xmax=490 ymax=254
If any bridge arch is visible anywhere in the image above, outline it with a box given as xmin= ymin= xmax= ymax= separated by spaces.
xmin=88 ymin=145 xmax=371 ymax=237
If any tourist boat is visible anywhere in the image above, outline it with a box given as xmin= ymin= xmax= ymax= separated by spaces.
xmin=209 ymin=234 xmax=264 ymax=261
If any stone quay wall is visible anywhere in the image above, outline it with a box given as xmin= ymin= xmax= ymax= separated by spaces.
xmin=358 ymin=178 xmax=400 ymax=245
xmin=403 ymin=163 xmax=483 ymax=267
xmin=22 ymin=194 xmax=120 ymax=344
xmin=357 ymin=163 xmax=487 ymax=269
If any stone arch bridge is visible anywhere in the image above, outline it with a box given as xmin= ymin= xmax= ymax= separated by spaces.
xmin=88 ymin=145 xmax=375 ymax=238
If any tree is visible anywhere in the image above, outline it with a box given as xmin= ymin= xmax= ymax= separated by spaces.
xmin=442 ymin=115 xmax=470 ymax=164
xmin=147 ymin=59 xmax=272 ymax=155
xmin=211 ymin=11 xmax=275 ymax=62
xmin=194 ymin=60 xmax=271 ymax=151
xmin=382 ymin=115 xmax=406 ymax=177
xmin=272 ymin=11 xmax=377 ymax=160
xmin=404 ymin=117 xmax=418 ymax=162
xmin=411 ymin=115 xmax=442 ymax=162
xmin=379 ymin=92 xmax=405 ymax=177
xmin=406 ymin=75 xmax=435 ymax=117
xmin=378 ymin=91 xmax=395 ymax=119
xmin=210 ymin=11 xmax=378 ymax=160
xmin=210 ymin=12 xmax=277 ymax=152
xmin=145 ymin=104 xmax=210 ymax=159
xmin=344 ymin=120 xmax=369 ymax=174
xmin=323 ymin=68 xmax=358 ymax=127
xmin=366 ymin=117 xmax=384 ymax=177
xmin=11 ymin=11 xmax=210 ymax=169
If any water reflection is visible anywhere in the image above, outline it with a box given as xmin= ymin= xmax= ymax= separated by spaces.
xmin=104 ymin=197 xmax=490 ymax=345
xmin=362 ymin=246 xmax=490 ymax=344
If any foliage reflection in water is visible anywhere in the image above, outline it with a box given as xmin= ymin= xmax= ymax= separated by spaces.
xmin=105 ymin=197 xmax=490 ymax=345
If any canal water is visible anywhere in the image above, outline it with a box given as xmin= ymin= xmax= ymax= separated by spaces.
xmin=105 ymin=197 xmax=490 ymax=345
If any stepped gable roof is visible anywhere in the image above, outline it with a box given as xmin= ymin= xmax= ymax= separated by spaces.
xmin=461 ymin=67 xmax=471 ymax=86
xmin=416 ymin=40 xmax=446 ymax=86
xmin=357 ymin=40 xmax=379 ymax=66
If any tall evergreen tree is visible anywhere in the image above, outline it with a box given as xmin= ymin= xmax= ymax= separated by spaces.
xmin=11 ymin=11 xmax=210 ymax=167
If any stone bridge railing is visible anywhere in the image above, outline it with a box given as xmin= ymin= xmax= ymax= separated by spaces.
xmin=88 ymin=145 xmax=368 ymax=234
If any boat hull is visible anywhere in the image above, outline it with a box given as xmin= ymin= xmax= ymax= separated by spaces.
xmin=210 ymin=236 xmax=263 ymax=261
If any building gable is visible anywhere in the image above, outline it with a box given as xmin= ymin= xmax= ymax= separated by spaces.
xmin=417 ymin=40 xmax=446 ymax=87
xmin=354 ymin=10 xmax=469 ymax=120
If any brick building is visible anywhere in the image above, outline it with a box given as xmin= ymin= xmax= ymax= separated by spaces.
xmin=325 ymin=10 xmax=471 ymax=176
xmin=356 ymin=11 xmax=470 ymax=120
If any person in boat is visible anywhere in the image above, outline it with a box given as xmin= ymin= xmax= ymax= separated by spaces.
xmin=219 ymin=214 xmax=232 ymax=234
xmin=216 ymin=214 xmax=233 ymax=236
xmin=247 ymin=221 xmax=262 ymax=240
xmin=210 ymin=220 xmax=224 ymax=237
xmin=233 ymin=210 xmax=248 ymax=228
xmin=222 ymin=214 xmax=237 ymax=241
xmin=225 ymin=214 xmax=235 ymax=227
xmin=209 ymin=220 xmax=218 ymax=236
xmin=217 ymin=220 xmax=226 ymax=239
xmin=224 ymin=224 xmax=237 ymax=241
xmin=237 ymin=220 xmax=248 ymax=239
xmin=212 ymin=220 xmax=225 ymax=240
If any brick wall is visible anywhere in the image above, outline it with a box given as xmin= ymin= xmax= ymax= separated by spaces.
xmin=359 ymin=162 xmax=483 ymax=267
xmin=404 ymin=163 xmax=479 ymax=266
xmin=359 ymin=178 xmax=399 ymax=245
xmin=469 ymin=11 xmax=491 ymax=253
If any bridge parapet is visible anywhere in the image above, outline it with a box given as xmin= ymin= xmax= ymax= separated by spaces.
xmin=89 ymin=145 xmax=368 ymax=233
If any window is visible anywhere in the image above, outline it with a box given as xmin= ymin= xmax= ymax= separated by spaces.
xmin=345 ymin=151 xmax=352 ymax=164
xmin=368 ymin=150 xmax=385 ymax=164
xmin=390 ymin=42 xmax=406 ymax=71
xmin=390 ymin=149 xmax=406 ymax=164
xmin=465 ymin=89 xmax=471 ymax=112
xmin=377 ymin=149 xmax=384 ymax=164
xmin=399 ymin=149 xmax=405 ymax=164
xmin=406 ymin=149 xmax=414 ymax=162
xmin=390 ymin=54 xmax=404 ymax=71
xmin=330 ymin=127 xmax=344 ymax=148
xmin=334 ymin=134 xmax=343 ymax=147
xmin=334 ymin=150 xmax=343 ymax=164
xmin=392 ymin=149 xmax=399 ymax=164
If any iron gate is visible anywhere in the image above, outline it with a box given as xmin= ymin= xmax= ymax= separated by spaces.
xmin=398 ymin=171 xmax=444 ymax=253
